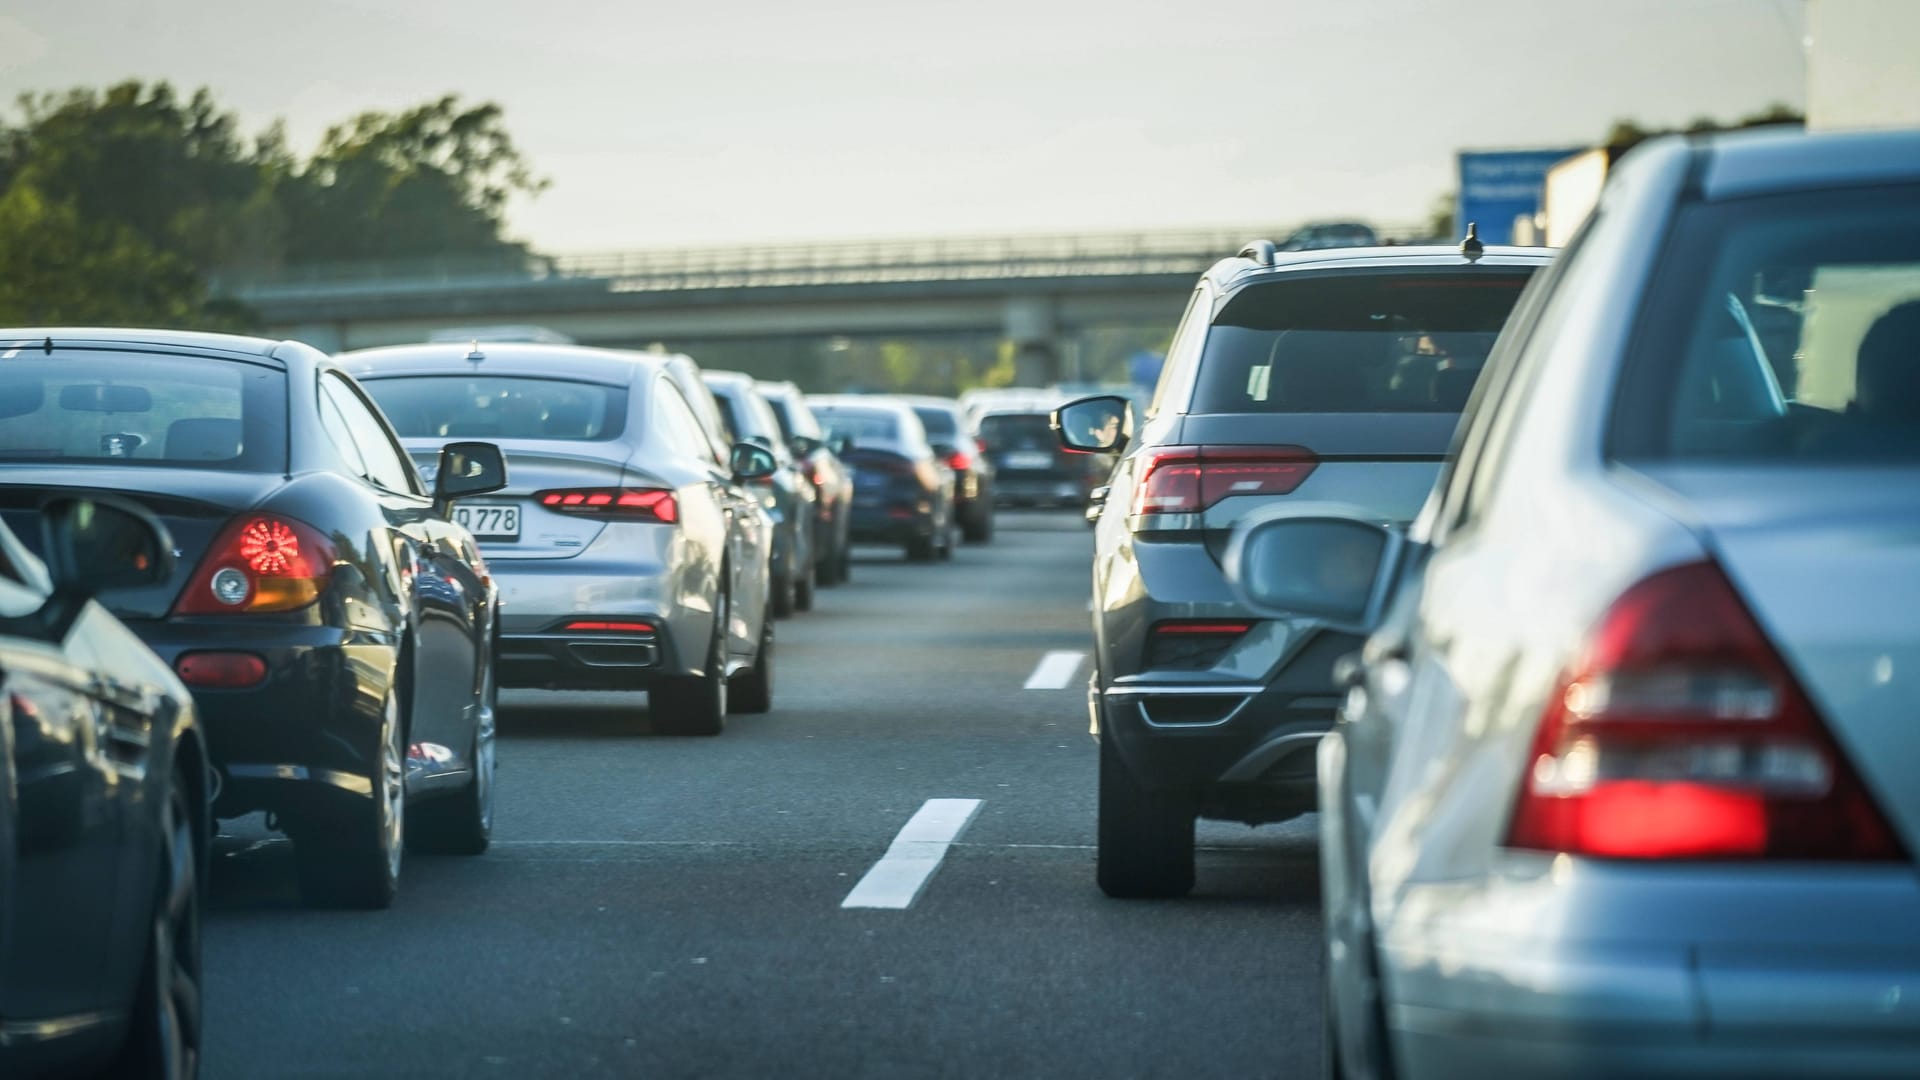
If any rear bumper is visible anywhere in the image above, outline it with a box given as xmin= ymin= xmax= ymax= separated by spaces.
xmin=1377 ymin=867 xmax=1920 ymax=1079
xmin=995 ymin=472 xmax=1088 ymax=506
xmin=848 ymin=503 xmax=935 ymax=543
xmin=125 ymin=619 xmax=393 ymax=821
xmin=496 ymin=621 xmax=690 ymax=690
xmin=487 ymin=554 xmax=709 ymax=688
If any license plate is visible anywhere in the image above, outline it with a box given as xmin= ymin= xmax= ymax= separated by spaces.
xmin=453 ymin=503 xmax=521 ymax=540
xmin=1004 ymin=451 xmax=1053 ymax=470
xmin=855 ymin=472 xmax=887 ymax=489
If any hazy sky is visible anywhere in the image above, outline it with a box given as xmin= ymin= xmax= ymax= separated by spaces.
xmin=0 ymin=1 xmax=1807 ymax=251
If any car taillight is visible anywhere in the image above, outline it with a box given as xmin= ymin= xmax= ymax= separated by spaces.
xmin=1506 ymin=561 xmax=1904 ymax=861
xmin=563 ymin=620 xmax=655 ymax=633
xmin=945 ymin=449 xmax=973 ymax=472
xmin=173 ymin=514 xmax=336 ymax=615
xmin=535 ymin=488 xmax=678 ymax=523
xmin=1131 ymin=445 xmax=1317 ymax=515
xmin=175 ymin=651 xmax=268 ymax=688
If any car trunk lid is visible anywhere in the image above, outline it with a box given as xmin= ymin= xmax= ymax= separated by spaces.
xmin=403 ymin=438 xmax=635 ymax=560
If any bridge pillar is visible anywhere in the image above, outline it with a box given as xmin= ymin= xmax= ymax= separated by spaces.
xmin=1003 ymin=296 xmax=1061 ymax=387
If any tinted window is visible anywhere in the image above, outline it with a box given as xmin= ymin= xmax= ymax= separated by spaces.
xmin=1189 ymin=271 xmax=1535 ymax=414
xmin=911 ymin=406 xmax=960 ymax=441
xmin=0 ymin=352 xmax=285 ymax=471
xmin=653 ymin=382 xmax=713 ymax=460
xmin=362 ymin=376 xmax=627 ymax=441
xmin=977 ymin=412 xmax=1055 ymax=447
xmin=762 ymin=390 xmax=823 ymax=440
xmin=816 ymin=409 xmax=899 ymax=444
xmin=1615 ymin=185 xmax=1920 ymax=463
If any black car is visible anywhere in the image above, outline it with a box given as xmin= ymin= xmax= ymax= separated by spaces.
xmin=899 ymin=395 xmax=995 ymax=543
xmin=0 ymin=497 xmax=209 ymax=1077
xmin=0 ymin=329 xmax=508 ymax=909
xmin=1054 ymin=240 xmax=1548 ymax=897
xmin=757 ymin=380 xmax=854 ymax=586
xmin=807 ymin=395 xmax=956 ymax=562
xmin=705 ymin=371 xmax=819 ymax=616
xmin=977 ymin=408 xmax=1107 ymax=508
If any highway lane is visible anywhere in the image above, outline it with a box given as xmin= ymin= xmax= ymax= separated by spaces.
xmin=200 ymin=511 xmax=1324 ymax=1079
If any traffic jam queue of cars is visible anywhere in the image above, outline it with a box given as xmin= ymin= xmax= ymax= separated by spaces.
xmin=0 ymin=333 xmax=990 ymax=1076
xmin=4 ymin=124 xmax=1919 ymax=1078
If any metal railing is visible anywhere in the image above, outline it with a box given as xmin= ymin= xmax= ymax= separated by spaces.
xmin=213 ymin=224 xmax=1428 ymax=302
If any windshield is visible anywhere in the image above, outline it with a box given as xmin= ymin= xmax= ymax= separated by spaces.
xmin=1614 ymin=184 xmax=1920 ymax=463
xmin=0 ymin=352 xmax=285 ymax=470
xmin=362 ymin=375 xmax=627 ymax=441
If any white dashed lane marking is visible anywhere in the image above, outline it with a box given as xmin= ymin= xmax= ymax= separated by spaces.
xmin=841 ymin=798 xmax=984 ymax=910
xmin=1023 ymin=650 xmax=1085 ymax=690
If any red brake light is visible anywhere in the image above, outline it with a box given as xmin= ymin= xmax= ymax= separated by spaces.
xmin=1132 ymin=446 xmax=1317 ymax=515
xmin=536 ymin=488 xmax=678 ymax=524
xmin=563 ymin=620 xmax=655 ymax=633
xmin=945 ymin=449 xmax=973 ymax=472
xmin=174 ymin=514 xmax=335 ymax=615
xmin=1154 ymin=621 xmax=1253 ymax=636
xmin=1506 ymin=561 xmax=1904 ymax=861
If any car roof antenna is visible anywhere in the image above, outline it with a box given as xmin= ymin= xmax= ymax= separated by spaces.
xmin=42 ymin=335 xmax=53 ymax=355
xmin=466 ymin=339 xmax=485 ymax=364
xmin=1460 ymin=222 xmax=1484 ymax=262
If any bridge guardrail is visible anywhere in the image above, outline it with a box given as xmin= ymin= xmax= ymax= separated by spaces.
xmin=212 ymin=225 xmax=1429 ymax=301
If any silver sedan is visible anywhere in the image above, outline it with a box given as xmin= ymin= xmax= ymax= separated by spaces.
xmin=1228 ymin=126 xmax=1920 ymax=1076
xmin=344 ymin=343 xmax=776 ymax=735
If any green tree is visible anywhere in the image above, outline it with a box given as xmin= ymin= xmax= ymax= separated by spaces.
xmin=278 ymin=95 xmax=547 ymax=264
xmin=0 ymin=181 xmax=218 ymax=326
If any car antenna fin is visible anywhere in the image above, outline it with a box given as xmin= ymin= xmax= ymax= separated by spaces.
xmin=1460 ymin=222 xmax=1484 ymax=262
xmin=42 ymin=335 xmax=53 ymax=355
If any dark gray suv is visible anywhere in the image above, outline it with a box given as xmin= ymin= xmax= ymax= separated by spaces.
xmin=1056 ymin=238 xmax=1550 ymax=897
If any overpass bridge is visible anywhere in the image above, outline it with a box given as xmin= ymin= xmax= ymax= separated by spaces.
xmin=215 ymin=226 xmax=1421 ymax=376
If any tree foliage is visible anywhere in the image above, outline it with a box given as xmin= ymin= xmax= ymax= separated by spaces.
xmin=0 ymin=81 xmax=543 ymax=327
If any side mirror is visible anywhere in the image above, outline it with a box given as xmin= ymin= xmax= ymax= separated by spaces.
xmin=829 ymin=434 xmax=855 ymax=456
xmin=34 ymin=496 xmax=174 ymax=639
xmin=790 ymin=434 xmax=823 ymax=457
xmin=434 ymin=441 xmax=509 ymax=511
xmin=1053 ymin=395 xmax=1131 ymax=454
xmin=730 ymin=442 xmax=777 ymax=481
xmin=1221 ymin=503 xmax=1403 ymax=632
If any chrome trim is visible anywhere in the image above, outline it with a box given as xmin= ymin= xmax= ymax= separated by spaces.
xmin=0 ymin=1009 xmax=122 ymax=1047
xmin=1136 ymin=694 xmax=1255 ymax=730
xmin=1102 ymin=683 xmax=1267 ymax=697
xmin=223 ymin=764 xmax=374 ymax=795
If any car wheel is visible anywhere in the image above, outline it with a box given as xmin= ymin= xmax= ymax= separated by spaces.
xmin=730 ymin=602 xmax=775 ymax=714
xmin=652 ymin=589 xmax=728 ymax=735
xmin=295 ymin=690 xmax=404 ymax=909
xmin=905 ymin=534 xmax=935 ymax=562
xmin=115 ymin=760 xmax=203 ymax=1079
xmin=963 ymin=508 xmax=993 ymax=544
xmin=1096 ymin=732 xmax=1194 ymax=898
xmin=408 ymin=661 xmax=495 ymax=855
xmin=795 ymin=556 xmax=817 ymax=612
xmin=771 ymin=564 xmax=796 ymax=618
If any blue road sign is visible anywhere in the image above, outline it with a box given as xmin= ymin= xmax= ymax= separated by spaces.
xmin=1457 ymin=148 xmax=1583 ymax=245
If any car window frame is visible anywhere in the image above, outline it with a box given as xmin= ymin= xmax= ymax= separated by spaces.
xmin=654 ymin=379 xmax=716 ymax=467
xmin=318 ymin=371 xmax=424 ymax=498
xmin=1150 ymin=285 xmax=1210 ymax=418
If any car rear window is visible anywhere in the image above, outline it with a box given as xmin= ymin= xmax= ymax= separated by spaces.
xmin=911 ymin=406 xmax=960 ymax=441
xmin=977 ymin=412 xmax=1055 ymax=446
xmin=815 ymin=408 xmax=899 ymax=444
xmin=1613 ymin=184 xmax=1920 ymax=464
xmin=0 ymin=351 xmax=286 ymax=471
xmin=1189 ymin=270 xmax=1535 ymax=414
xmin=363 ymin=376 xmax=627 ymax=441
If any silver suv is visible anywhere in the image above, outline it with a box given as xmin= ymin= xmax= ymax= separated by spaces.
xmin=1057 ymin=240 xmax=1549 ymax=897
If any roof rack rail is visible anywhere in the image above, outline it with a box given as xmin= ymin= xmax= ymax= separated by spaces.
xmin=1237 ymin=239 xmax=1278 ymax=266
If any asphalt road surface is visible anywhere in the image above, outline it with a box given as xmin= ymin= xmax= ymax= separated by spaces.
xmin=203 ymin=511 xmax=1324 ymax=1079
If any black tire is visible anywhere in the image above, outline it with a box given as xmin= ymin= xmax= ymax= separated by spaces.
xmin=652 ymin=590 xmax=728 ymax=736
xmin=115 ymin=761 xmax=203 ymax=1079
xmin=794 ymin=556 xmax=817 ymax=612
xmin=295 ymin=690 xmax=404 ymax=909
xmin=408 ymin=662 xmax=496 ymax=856
xmin=835 ymin=541 xmax=852 ymax=583
xmin=962 ymin=507 xmax=994 ymax=544
xmin=730 ymin=604 xmax=775 ymax=714
xmin=771 ymin=564 xmax=796 ymax=618
xmin=1096 ymin=733 xmax=1195 ymax=898
xmin=905 ymin=534 xmax=936 ymax=562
